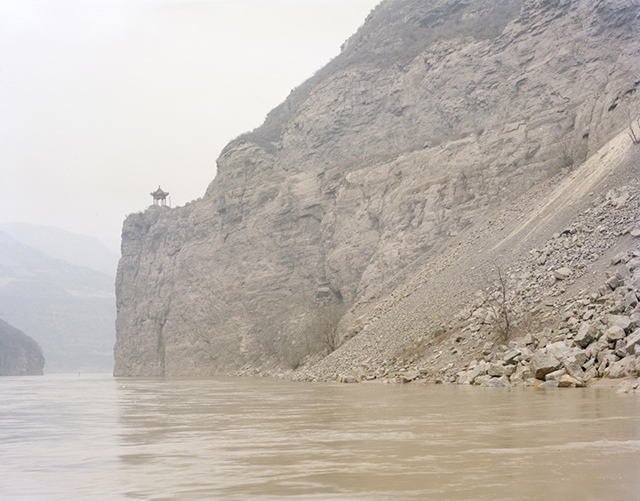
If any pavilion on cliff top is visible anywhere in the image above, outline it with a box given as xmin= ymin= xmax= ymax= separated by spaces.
xmin=151 ymin=186 xmax=169 ymax=206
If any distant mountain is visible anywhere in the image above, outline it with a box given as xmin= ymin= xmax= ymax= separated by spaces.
xmin=0 ymin=223 xmax=119 ymax=277
xmin=0 ymin=230 xmax=115 ymax=373
xmin=0 ymin=319 xmax=44 ymax=376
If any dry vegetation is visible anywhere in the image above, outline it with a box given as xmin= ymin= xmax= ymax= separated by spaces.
xmin=485 ymin=267 xmax=512 ymax=344
xmin=248 ymin=304 xmax=347 ymax=370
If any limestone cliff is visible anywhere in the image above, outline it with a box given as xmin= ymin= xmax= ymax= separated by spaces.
xmin=0 ymin=319 xmax=45 ymax=376
xmin=114 ymin=0 xmax=640 ymax=376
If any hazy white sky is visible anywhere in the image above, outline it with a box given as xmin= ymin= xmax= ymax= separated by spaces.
xmin=0 ymin=0 xmax=379 ymax=252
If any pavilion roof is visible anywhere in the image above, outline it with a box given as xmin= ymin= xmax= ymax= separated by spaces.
xmin=151 ymin=186 xmax=169 ymax=197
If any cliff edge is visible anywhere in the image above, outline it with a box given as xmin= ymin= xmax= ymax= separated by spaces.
xmin=115 ymin=0 xmax=640 ymax=377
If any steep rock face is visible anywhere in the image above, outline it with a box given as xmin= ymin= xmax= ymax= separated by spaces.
xmin=0 ymin=319 xmax=45 ymax=376
xmin=115 ymin=0 xmax=640 ymax=376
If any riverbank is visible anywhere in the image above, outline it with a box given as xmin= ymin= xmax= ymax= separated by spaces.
xmin=230 ymin=180 xmax=640 ymax=393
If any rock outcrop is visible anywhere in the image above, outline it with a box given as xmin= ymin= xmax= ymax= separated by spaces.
xmin=114 ymin=0 xmax=640 ymax=377
xmin=0 ymin=319 xmax=45 ymax=376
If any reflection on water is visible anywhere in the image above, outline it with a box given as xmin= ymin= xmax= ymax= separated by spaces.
xmin=1 ymin=374 xmax=640 ymax=500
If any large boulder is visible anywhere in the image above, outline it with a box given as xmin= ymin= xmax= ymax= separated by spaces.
xmin=545 ymin=368 xmax=567 ymax=381
xmin=564 ymin=359 xmax=585 ymax=381
xmin=624 ymin=292 xmax=638 ymax=311
xmin=457 ymin=370 xmax=476 ymax=385
xmin=626 ymin=330 xmax=640 ymax=352
xmin=503 ymin=348 xmax=521 ymax=365
xmin=574 ymin=324 xmax=598 ymax=348
xmin=531 ymin=352 xmax=562 ymax=380
xmin=604 ymin=356 xmax=637 ymax=378
xmin=558 ymin=374 xmax=585 ymax=388
xmin=509 ymin=364 xmax=533 ymax=385
xmin=487 ymin=362 xmax=506 ymax=377
xmin=481 ymin=377 xmax=511 ymax=388
xmin=605 ymin=326 xmax=626 ymax=342
xmin=613 ymin=316 xmax=633 ymax=332
xmin=546 ymin=341 xmax=577 ymax=363
xmin=554 ymin=267 xmax=572 ymax=280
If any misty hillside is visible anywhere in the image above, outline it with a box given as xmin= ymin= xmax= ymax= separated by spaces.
xmin=0 ymin=318 xmax=44 ymax=376
xmin=114 ymin=0 xmax=640 ymax=381
xmin=0 ymin=223 xmax=119 ymax=277
xmin=0 ymin=230 xmax=115 ymax=373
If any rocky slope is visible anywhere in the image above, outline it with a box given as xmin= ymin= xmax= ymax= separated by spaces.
xmin=114 ymin=0 xmax=640 ymax=378
xmin=296 ymin=138 xmax=640 ymax=387
xmin=0 ymin=319 xmax=45 ymax=376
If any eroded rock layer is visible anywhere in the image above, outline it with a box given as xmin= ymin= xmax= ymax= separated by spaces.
xmin=115 ymin=0 xmax=640 ymax=376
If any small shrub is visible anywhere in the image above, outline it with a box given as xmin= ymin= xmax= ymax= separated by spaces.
xmin=555 ymin=137 xmax=575 ymax=169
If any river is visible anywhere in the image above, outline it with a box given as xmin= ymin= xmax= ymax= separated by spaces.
xmin=1 ymin=374 xmax=639 ymax=500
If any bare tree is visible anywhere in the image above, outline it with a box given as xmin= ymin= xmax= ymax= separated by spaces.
xmin=249 ymin=313 xmax=290 ymax=362
xmin=620 ymin=92 xmax=640 ymax=145
xmin=283 ymin=342 xmax=306 ymax=370
xmin=486 ymin=266 xmax=511 ymax=343
xmin=626 ymin=105 xmax=640 ymax=145
xmin=309 ymin=304 xmax=346 ymax=354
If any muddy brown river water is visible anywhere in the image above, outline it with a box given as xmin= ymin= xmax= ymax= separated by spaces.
xmin=1 ymin=374 xmax=639 ymax=500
